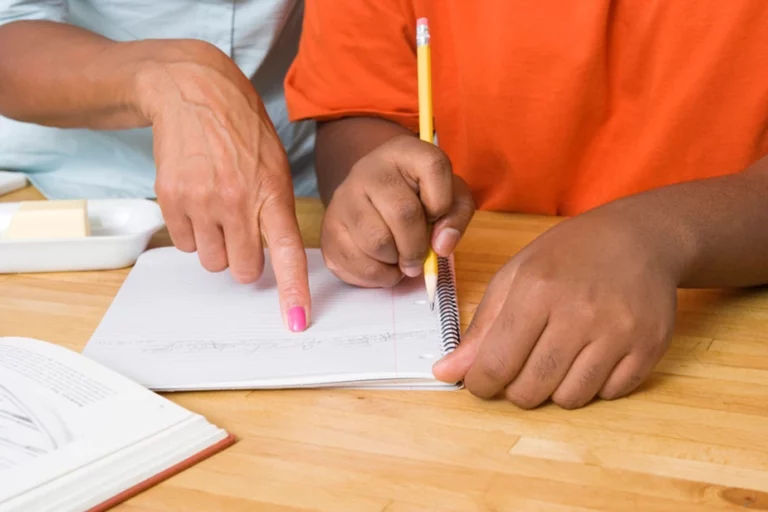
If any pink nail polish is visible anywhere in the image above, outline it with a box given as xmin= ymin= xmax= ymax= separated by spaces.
xmin=288 ymin=306 xmax=307 ymax=332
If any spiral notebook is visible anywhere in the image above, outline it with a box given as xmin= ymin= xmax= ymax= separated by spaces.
xmin=83 ymin=247 xmax=461 ymax=391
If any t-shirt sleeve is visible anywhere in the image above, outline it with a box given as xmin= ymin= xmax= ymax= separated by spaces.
xmin=0 ymin=0 xmax=68 ymax=25
xmin=285 ymin=0 xmax=419 ymax=132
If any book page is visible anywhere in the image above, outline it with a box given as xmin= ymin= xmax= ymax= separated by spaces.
xmin=84 ymin=248 xmax=451 ymax=390
xmin=0 ymin=338 xmax=194 ymax=503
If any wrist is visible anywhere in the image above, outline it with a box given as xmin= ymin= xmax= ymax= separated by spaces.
xmin=316 ymin=117 xmax=412 ymax=204
xmin=129 ymin=39 xmax=238 ymax=124
xmin=591 ymin=200 xmax=698 ymax=287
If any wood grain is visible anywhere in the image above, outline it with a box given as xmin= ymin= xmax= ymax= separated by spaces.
xmin=2 ymin=186 xmax=768 ymax=511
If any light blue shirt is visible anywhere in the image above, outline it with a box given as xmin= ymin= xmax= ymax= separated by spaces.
xmin=0 ymin=0 xmax=317 ymax=199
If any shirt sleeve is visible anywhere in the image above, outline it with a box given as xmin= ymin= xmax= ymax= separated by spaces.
xmin=284 ymin=0 xmax=419 ymax=132
xmin=0 ymin=0 xmax=68 ymax=25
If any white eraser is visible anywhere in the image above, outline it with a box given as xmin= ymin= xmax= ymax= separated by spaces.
xmin=3 ymin=199 xmax=90 ymax=240
xmin=0 ymin=170 xmax=27 ymax=196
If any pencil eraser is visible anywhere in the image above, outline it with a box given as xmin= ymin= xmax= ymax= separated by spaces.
xmin=417 ymin=17 xmax=428 ymax=27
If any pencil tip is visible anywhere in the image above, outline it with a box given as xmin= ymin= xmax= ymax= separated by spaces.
xmin=429 ymin=301 xmax=435 ymax=311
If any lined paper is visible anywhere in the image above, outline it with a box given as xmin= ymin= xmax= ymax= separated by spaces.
xmin=83 ymin=248 xmax=457 ymax=390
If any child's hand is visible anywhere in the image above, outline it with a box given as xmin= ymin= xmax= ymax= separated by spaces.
xmin=434 ymin=210 xmax=679 ymax=409
xmin=321 ymin=135 xmax=475 ymax=287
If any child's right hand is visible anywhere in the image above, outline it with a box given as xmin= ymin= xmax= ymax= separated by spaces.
xmin=321 ymin=135 xmax=476 ymax=287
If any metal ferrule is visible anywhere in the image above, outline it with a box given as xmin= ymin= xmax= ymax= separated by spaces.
xmin=417 ymin=24 xmax=430 ymax=47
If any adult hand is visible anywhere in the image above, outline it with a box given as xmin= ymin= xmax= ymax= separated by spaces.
xmin=320 ymin=135 xmax=475 ymax=287
xmin=137 ymin=41 xmax=309 ymax=331
xmin=434 ymin=210 xmax=679 ymax=408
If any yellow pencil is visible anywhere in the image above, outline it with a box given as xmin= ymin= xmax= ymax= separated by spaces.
xmin=417 ymin=17 xmax=438 ymax=310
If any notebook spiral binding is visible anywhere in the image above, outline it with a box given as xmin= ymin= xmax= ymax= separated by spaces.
xmin=435 ymin=255 xmax=460 ymax=355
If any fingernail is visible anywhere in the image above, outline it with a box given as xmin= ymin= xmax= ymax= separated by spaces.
xmin=434 ymin=228 xmax=461 ymax=256
xmin=288 ymin=306 xmax=307 ymax=332
xmin=432 ymin=355 xmax=453 ymax=380
xmin=401 ymin=265 xmax=422 ymax=278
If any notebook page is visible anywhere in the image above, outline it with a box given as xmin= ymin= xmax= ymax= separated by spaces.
xmin=84 ymin=248 xmax=454 ymax=390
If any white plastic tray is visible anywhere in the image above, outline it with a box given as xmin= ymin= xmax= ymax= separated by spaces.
xmin=0 ymin=170 xmax=27 ymax=196
xmin=0 ymin=199 xmax=165 ymax=273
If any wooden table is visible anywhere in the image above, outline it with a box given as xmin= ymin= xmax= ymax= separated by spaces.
xmin=2 ymin=186 xmax=768 ymax=511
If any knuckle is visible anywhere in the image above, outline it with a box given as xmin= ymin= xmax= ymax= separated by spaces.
xmin=637 ymin=339 xmax=662 ymax=361
xmin=320 ymin=245 xmax=345 ymax=277
xmin=319 ymin=227 xmax=337 ymax=255
xmin=361 ymin=262 xmax=385 ymax=283
xmin=643 ymin=323 xmax=673 ymax=359
xmin=581 ymin=303 xmax=600 ymax=326
xmin=365 ymin=229 xmax=395 ymax=256
xmin=187 ymin=184 xmax=214 ymax=205
xmin=229 ymin=258 xmax=265 ymax=285
xmin=323 ymin=259 xmax=341 ymax=279
xmin=154 ymin=179 xmax=176 ymax=201
xmin=418 ymin=146 xmax=452 ymax=178
xmin=259 ymin=171 xmax=290 ymax=195
xmin=377 ymin=169 xmax=402 ymax=190
xmin=516 ymin=260 xmax=555 ymax=294
xmin=460 ymin=185 xmax=477 ymax=211
xmin=625 ymin=373 xmax=644 ymax=393
xmin=335 ymin=241 xmax=356 ymax=265
xmin=533 ymin=350 xmax=559 ymax=382
xmin=217 ymin=182 xmax=246 ymax=211
xmin=231 ymin=269 xmax=261 ymax=284
xmin=349 ymin=206 xmax=366 ymax=230
xmin=456 ymin=192 xmax=477 ymax=220
xmin=612 ymin=308 xmax=639 ymax=334
xmin=268 ymin=231 xmax=303 ymax=252
xmin=321 ymin=234 xmax=347 ymax=267
xmin=381 ymin=269 xmax=405 ymax=288
xmin=432 ymin=197 xmax=454 ymax=220
xmin=647 ymin=338 xmax=669 ymax=359
xmin=598 ymin=387 xmax=623 ymax=401
xmin=567 ymin=299 xmax=599 ymax=328
xmin=328 ymin=267 xmax=353 ymax=286
xmin=394 ymin=197 xmax=424 ymax=226
xmin=599 ymin=375 xmax=641 ymax=400
xmin=400 ymin=247 xmax=428 ymax=266
xmin=201 ymin=255 xmax=227 ymax=273
xmin=504 ymin=387 xmax=542 ymax=409
xmin=577 ymin=363 xmax=603 ymax=391
xmin=552 ymin=390 xmax=588 ymax=410
xmin=478 ymin=351 xmax=513 ymax=385
xmin=322 ymin=203 xmax=345 ymax=232
xmin=172 ymin=236 xmax=196 ymax=253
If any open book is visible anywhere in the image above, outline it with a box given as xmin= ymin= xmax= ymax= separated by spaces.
xmin=0 ymin=337 xmax=233 ymax=512
xmin=83 ymin=248 xmax=461 ymax=391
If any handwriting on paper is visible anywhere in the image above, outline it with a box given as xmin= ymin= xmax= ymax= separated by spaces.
xmin=93 ymin=329 xmax=434 ymax=356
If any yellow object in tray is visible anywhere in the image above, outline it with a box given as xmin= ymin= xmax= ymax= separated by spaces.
xmin=4 ymin=200 xmax=90 ymax=240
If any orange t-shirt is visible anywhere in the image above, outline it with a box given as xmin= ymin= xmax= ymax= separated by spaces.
xmin=285 ymin=1 xmax=768 ymax=216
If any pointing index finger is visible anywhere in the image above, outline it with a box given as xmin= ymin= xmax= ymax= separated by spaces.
xmin=260 ymin=192 xmax=311 ymax=332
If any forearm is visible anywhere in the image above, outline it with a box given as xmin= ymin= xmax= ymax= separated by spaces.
xmin=599 ymin=156 xmax=768 ymax=288
xmin=315 ymin=117 xmax=412 ymax=204
xmin=0 ymin=21 xmax=236 ymax=130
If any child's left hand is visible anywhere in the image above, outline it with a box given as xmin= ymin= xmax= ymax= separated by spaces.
xmin=433 ymin=209 xmax=679 ymax=409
